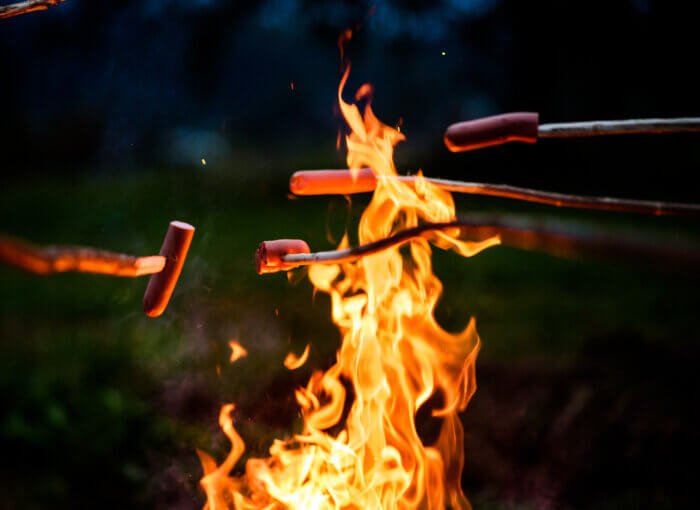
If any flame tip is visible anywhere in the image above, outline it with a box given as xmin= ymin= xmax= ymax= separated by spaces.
xmin=201 ymin=54 xmax=497 ymax=510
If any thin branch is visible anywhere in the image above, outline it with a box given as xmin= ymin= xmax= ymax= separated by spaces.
xmin=0 ymin=234 xmax=166 ymax=277
xmin=283 ymin=222 xmax=466 ymax=267
xmin=275 ymin=214 xmax=700 ymax=271
xmin=538 ymin=118 xmax=700 ymax=138
xmin=0 ymin=0 xmax=66 ymax=19
xmin=419 ymin=177 xmax=700 ymax=216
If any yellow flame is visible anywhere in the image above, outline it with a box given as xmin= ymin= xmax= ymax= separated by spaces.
xmin=198 ymin=64 xmax=499 ymax=509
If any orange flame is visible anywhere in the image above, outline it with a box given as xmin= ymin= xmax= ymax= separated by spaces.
xmin=229 ymin=340 xmax=248 ymax=364
xmin=284 ymin=344 xmax=310 ymax=370
xmin=198 ymin=64 xmax=499 ymax=509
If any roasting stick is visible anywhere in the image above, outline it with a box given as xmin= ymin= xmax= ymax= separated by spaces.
xmin=539 ymin=118 xmax=700 ymax=137
xmin=256 ymin=214 xmax=700 ymax=274
xmin=0 ymin=0 xmax=66 ymax=19
xmin=290 ymin=169 xmax=700 ymax=216
xmin=0 ymin=235 xmax=166 ymax=276
xmin=0 ymin=220 xmax=195 ymax=317
xmin=443 ymin=112 xmax=700 ymax=152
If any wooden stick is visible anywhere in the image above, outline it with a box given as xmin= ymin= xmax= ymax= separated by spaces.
xmin=256 ymin=214 xmax=700 ymax=273
xmin=444 ymin=113 xmax=700 ymax=152
xmin=290 ymin=169 xmax=700 ymax=216
xmin=421 ymin=178 xmax=700 ymax=216
xmin=0 ymin=234 xmax=166 ymax=277
xmin=280 ymin=222 xmax=466 ymax=268
xmin=0 ymin=0 xmax=66 ymax=19
xmin=539 ymin=118 xmax=700 ymax=138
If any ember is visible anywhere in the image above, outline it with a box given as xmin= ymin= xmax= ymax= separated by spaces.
xmin=229 ymin=341 xmax=248 ymax=364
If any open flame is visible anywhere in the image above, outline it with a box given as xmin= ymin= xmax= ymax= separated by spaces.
xmin=284 ymin=344 xmax=311 ymax=370
xmin=197 ymin=64 xmax=500 ymax=509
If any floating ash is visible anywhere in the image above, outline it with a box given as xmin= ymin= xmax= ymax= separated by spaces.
xmin=197 ymin=64 xmax=498 ymax=509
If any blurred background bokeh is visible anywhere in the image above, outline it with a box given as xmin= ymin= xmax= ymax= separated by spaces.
xmin=1 ymin=1 xmax=699 ymax=508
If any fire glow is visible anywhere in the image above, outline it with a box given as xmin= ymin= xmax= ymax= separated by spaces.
xmin=197 ymin=64 xmax=500 ymax=509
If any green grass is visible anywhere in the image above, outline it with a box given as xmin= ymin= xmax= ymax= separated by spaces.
xmin=1 ymin=168 xmax=698 ymax=507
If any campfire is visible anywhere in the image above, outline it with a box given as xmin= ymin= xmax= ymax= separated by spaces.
xmin=196 ymin=33 xmax=700 ymax=508
xmin=197 ymin=64 xmax=498 ymax=509
xmin=3 ymin=5 xmax=699 ymax=509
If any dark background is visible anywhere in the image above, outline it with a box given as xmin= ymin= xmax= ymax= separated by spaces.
xmin=1 ymin=1 xmax=699 ymax=508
